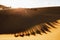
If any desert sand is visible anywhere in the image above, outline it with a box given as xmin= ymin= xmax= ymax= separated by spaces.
xmin=0 ymin=20 xmax=60 ymax=40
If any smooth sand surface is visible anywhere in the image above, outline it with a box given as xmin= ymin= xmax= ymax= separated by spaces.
xmin=0 ymin=20 xmax=60 ymax=40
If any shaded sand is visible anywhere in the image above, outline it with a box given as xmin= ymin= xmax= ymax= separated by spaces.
xmin=0 ymin=21 xmax=60 ymax=40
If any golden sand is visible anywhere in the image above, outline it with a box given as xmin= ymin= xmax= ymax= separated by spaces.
xmin=0 ymin=20 xmax=60 ymax=40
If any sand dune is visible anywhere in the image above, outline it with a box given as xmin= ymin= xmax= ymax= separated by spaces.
xmin=0 ymin=21 xmax=60 ymax=40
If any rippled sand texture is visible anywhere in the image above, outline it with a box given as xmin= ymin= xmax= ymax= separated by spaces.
xmin=0 ymin=6 xmax=60 ymax=40
xmin=0 ymin=20 xmax=60 ymax=40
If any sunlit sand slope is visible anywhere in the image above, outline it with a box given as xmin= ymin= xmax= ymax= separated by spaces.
xmin=0 ymin=20 xmax=60 ymax=40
